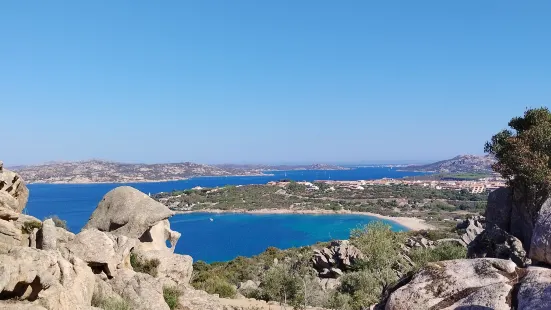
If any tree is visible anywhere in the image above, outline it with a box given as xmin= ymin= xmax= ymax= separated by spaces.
xmin=484 ymin=107 xmax=551 ymax=215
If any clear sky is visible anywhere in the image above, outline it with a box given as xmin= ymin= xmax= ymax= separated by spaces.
xmin=2 ymin=1 xmax=550 ymax=165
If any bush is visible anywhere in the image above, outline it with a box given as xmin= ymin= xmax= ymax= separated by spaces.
xmin=414 ymin=229 xmax=458 ymax=241
xmin=130 ymin=253 xmax=160 ymax=277
xmin=408 ymin=243 xmax=467 ymax=268
xmin=339 ymin=271 xmax=383 ymax=307
xmin=193 ymin=276 xmax=236 ymax=298
xmin=21 ymin=220 xmax=42 ymax=234
xmin=91 ymin=292 xmax=130 ymax=310
xmin=163 ymin=286 xmax=182 ymax=310
xmin=44 ymin=215 xmax=68 ymax=230
xmin=350 ymin=222 xmax=406 ymax=271
xmin=485 ymin=107 xmax=551 ymax=209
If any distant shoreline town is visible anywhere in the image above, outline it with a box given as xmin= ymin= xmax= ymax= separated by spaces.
xmin=270 ymin=176 xmax=506 ymax=194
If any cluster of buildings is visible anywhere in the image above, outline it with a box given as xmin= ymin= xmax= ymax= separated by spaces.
xmin=268 ymin=177 xmax=506 ymax=194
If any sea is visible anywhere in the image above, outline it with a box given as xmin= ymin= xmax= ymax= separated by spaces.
xmin=25 ymin=167 xmax=427 ymax=262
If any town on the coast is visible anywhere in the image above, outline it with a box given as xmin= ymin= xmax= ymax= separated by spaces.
xmin=269 ymin=175 xmax=506 ymax=194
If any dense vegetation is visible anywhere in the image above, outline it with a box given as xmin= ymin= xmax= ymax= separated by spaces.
xmin=155 ymin=183 xmax=486 ymax=226
xmin=191 ymin=222 xmax=466 ymax=310
xmin=485 ymin=107 xmax=551 ymax=211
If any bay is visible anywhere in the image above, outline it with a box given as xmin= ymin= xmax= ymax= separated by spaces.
xmin=25 ymin=167 xmax=426 ymax=262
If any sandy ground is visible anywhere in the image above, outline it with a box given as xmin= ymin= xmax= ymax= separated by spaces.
xmin=176 ymin=208 xmax=434 ymax=231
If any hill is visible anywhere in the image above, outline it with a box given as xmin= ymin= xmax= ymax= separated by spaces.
xmin=13 ymin=160 xmax=264 ymax=184
xmin=401 ymin=155 xmax=496 ymax=173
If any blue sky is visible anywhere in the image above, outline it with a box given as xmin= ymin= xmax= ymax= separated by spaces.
xmin=2 ymin=1 xmax=550 ymax=165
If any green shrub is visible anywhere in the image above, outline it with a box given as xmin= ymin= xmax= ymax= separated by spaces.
xmin=326 ymin=292 xmax=353 ymax=310
xmin=350 ymin=222 xmax=406 ymax=271
xmin=414 ymin=229 xmax=458 ymax=241
xmin=44 ymin=215 xmax=68 ymax=230
xmin=91 ymin=292 xmax=130 ymax=310
xmin=21 ymin=220 xmax=42 ymax=234
xmin=339 ymin=271 xmax=383 ymax=307
xmin=409 ymin=243 xmax=467 ymax=268
xmin=193 ymin=276 xmax=236 ymax=298
xmin=258 ymin=264 xmax=301 ymax=305
xmin=163 ymin=286 xmax=182 ymax=310
xmin=130 ymin=253 xmax=160 ymax=277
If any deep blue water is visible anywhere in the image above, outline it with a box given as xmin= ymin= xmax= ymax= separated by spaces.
xmin=25 ymin=167 xmax=426 ymax=262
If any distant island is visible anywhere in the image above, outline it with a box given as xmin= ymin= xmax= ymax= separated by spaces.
xmin=401 ymin=154 xmax=496 ymax=173
xmin=12 ymin=160 xmax=349 ymax=184
xmin=215 ymin=163 xmax=350 ymax=172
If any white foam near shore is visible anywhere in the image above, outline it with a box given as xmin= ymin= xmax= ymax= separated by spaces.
xmin=175 ymin=208 xmax=434 ymax=231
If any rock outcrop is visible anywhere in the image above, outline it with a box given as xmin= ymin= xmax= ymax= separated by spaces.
xmin=384 ymin=258 xmax=520 ymax=310
xmin=383 ymin=186 xmax=551 ymax=310
xmin=468 ymin=224 xmax=531 ymax=267
xmin=83 ymin=186 xmax=175 ymax=239
xmin=312 ymin=240 xmax=364 ymax=278
xmin=106 ymin=269 xmax=170 ymax=310
xmin=405 ymin=236 xmax=435 ymax=249
xmin=0 ymin=245 xmax=96 ymax=310
xmin=529 ymin=198 xmax=551 ymax=265
xmin=517 ymin=266 xmax=551 ymax=309
xmin=485 ymin=186 xmax=513 ymax=231
xmin=456 ymin=215 xmax=485 ymax=244
xmin=132 ymin=248 xmax=193 ymax=286
xmin=0 ymin=166 xmax=215 ymax=310
xmin=61 ymin=228 xmax=137 ymax=278
xmin=0 ymin=162 xmax=29 ymax=213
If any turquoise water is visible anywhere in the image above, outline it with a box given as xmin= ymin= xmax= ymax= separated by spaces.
xmin=25 ymin=167 xmax=423 ymax=262
xmin=171 ymin=212 xmax=405 ymax=262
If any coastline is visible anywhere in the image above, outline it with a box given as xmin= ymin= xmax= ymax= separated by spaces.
xmin=174 ymin=208 xmax=434 ymax=231
xmin=24 ymin=172 xmax=273 ymax=185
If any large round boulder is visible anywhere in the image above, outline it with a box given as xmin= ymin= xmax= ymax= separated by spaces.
xmin=83 ymin=186 xmax=174 ymax=238
xmin=384 ymin=258 xmax=519 ymax=310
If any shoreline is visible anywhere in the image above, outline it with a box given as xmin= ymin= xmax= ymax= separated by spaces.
xmin=24 ymin=173 xmax=274 ymax=185
xmin=174 ymin=208 xmax=434 ymax=231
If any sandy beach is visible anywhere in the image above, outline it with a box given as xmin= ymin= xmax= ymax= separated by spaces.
xmin=174 ymin=208 xmax=434 ymax=231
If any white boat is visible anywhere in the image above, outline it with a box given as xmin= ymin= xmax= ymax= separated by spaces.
xmin=209 ymin=218 xmax=214 ymax=222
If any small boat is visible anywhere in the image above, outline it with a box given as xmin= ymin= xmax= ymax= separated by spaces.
xmin=209 ymin=218 xmax=214 ymax=222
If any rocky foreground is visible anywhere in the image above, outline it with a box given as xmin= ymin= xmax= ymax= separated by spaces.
xmin=2 ymin=163 xmax=324 ymax=310
xmin=3 ymin=159 xmax=551 ymax=309
xmin=376 ymin=188 xmax=551 ymax=309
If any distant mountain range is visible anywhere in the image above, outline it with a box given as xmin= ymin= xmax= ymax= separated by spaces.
xmin=401 ymin=155 xmax=496 ymax=173
xmin=12 ymin=160 xmax=348 ymax=184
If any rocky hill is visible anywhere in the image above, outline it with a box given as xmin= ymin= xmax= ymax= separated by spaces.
xmin=402 ymin=155 xmax=496 ymax=173
xmin=12 ymin=160 xmax=350 ymax=184
xmin=12 ymin=160 xmax=264 ymax=184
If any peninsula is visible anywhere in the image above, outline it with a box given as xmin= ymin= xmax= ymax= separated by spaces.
xmin=401 ymin=154 xmax=496 ymax=173
xmin=153 ymin=180 xmax=489 ymax=230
